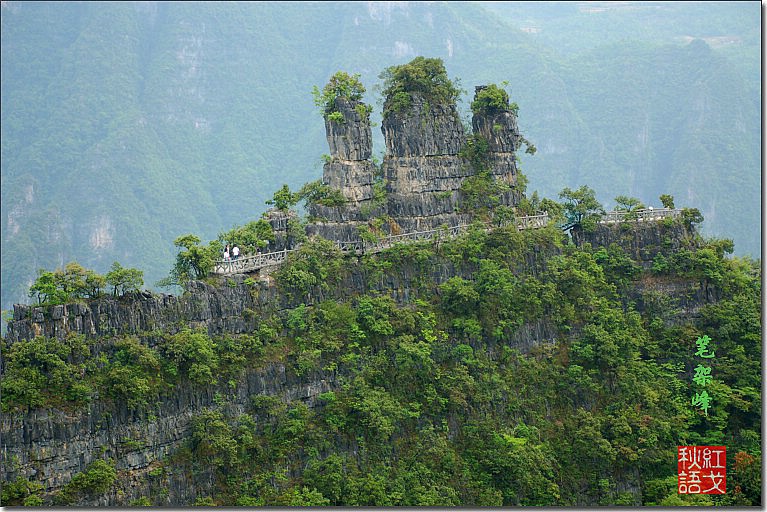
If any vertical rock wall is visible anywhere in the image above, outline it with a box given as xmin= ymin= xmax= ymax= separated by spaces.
xmin=381 ymin=92 xmax=472 ymax=233
xmin=307 ymin=97 xmax=381 ymax=242
xmin=471 ymin=85 xmax=522 ymax=206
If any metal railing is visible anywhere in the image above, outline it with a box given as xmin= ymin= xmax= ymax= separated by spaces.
xmin=599 ymin=208 xmax=681 ymax=224
xmin=213 ymin=212 xmax=552 ymax=275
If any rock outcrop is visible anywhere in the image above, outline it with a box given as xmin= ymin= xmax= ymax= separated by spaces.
xmin=1 ymin=362 xmax=336 ymax=506
xmin=306 ymin=97 xmax=382 ymax=243
xmin=1 ymin=219 xmax=721 ymax=506
xmin=381 ymin=92 xmax=472 ymax=233
xmin=471 ymin=85 xmax=523 ymax=207
xmin=307 ymin=85 xmax=525 ymax=239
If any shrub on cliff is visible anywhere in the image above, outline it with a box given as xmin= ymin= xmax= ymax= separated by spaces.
xmin=55 ymin=459 xmax=116 ymax=505
xmin=470 ymin=83 xmax=518 ymax=116
xmin=1 ymin=334 xmax=92 ymax=412
xmin=312 ymin=71 xmax=371 ymax=123
xmin=379 ymin=56 xmax=462 ymax=117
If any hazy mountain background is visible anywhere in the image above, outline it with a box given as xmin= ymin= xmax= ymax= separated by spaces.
xmin=1 ymin=1 xmax=761 ymax=317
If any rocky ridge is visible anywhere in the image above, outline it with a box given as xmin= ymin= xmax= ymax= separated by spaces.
xmin=309 ymin=86 xmax=523 ymax=241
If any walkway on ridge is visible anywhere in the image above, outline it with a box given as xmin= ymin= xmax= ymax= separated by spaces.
xmin=212 ymin=208 xmax=681 ymax=276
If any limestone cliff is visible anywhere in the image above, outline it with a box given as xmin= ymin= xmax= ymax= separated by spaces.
xmin=306 ymin=96 xmax=382 ymax=243
xmin=307 ymin=84 xmax=525 ymax=240
xmin=1 ymin=220 xmax=726 ymax=506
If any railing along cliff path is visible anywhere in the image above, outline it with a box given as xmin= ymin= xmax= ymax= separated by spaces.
xmin=213 ymin=209 xmax=680 ymax=275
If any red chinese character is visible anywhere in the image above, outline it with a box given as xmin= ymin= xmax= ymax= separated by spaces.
xmin=678 ymin=446 xmax=726 ymax=494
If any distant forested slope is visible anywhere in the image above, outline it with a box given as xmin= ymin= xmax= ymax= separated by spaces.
xmin=1 ymin=1 xmax=760 ymax=316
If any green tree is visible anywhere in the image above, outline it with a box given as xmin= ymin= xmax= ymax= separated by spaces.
xmin=220 ymin=219 xmax=274 ymax=254
xmin=659 ymin=194 xmax=675 ymax=209
xmin=312 ymin=71 xmax=369 ymax=121
xmin=29 ymin=270 xmax=63 ymax=305
xmin=168 ymin=234 xmax=216 ymax=282
xmin=83 ymin=269 xmax=106 ymax=298
xmin=164 ymin=328 xmax=219 ymax=386
xmin=298 ymin=180 xmax=346 ymax=208
xmin=266 ymin=184 xmax=299 ymax=211
xmin=439 ymin=276 xmax=480 ymax=316
xmin=56 ymin=459 xmax=117 ymax=505
xmin=191 ymin=409 xmax=237 ymax=468
xmin=471 ymin=83 xmax=515 ymax=116
xmin=379 ymin=56 xmax=461 ymax=117
xmin=559 ymin=185 xmax=605 ymax=231
xmin=99 ymin=336 xmax=163 ymax=411
xmin=681 ymin=207 xmax=704 ymax=229
xmin=0 ymin=477 xmax=44 ymax=506
xmin=57 ymin=262 xmax=89 ymax=299
xmin=613 ymin=195 xmax=645 ymax=212
xmin=105 ymin=261 xmax=144 ymax=296
xmin=1 ymin=334 xmax=91 ymax=412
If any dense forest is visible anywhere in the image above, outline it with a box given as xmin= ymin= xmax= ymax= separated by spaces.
xmin=0 ymin=1 xmax=761 ymax=320
xmin=2 ymin=215 xmax=761 ymax=506
xmin=1 ymin=3 xmax=761 ymax=506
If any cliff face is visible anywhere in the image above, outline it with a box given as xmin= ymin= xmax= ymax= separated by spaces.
xmin=1 ymin=220 xmax=726 ymax=506
xmin=307 ymin=97 xmax=382 ymax=242
xmin=471 ymin=88 xmax=522 ymax=205
xmin=2 ymin=361 xmax=336 ymax=506
xmin=308 ymin=86 xmax=524 ymax=239
xmin=381 ymin=93 xmax=470 ymax=233
xmin=7 ymin=278 xmax=275 ymax=345
xmin=572 ymin=219 xmax=698 ymax=265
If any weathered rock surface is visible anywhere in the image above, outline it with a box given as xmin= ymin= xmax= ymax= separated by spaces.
xmin=1 ymin=362 xmax=336 ymax=506
xmin=7 ymin=276 xmax=275 ymax=344
xmin=264 ymin=208 xmax=298 ymax=251
xmin=307 ymin=98 xmax=379 ymax=242
xmin=325 ymin=97 xmax=372 ymax=161
xmin=377 ymin=89 xmax=522 ymax=232
xmin=2 ymin=221 xmax=721 ymax=506
xmin=572 ymin=219 xmax=698 ymax=266
xmin=381 ymin=94 xmax=466 ymax=158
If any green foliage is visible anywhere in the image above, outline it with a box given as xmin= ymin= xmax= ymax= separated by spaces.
xmin=5 ymin=191 xmax=761 ymax=508
xmin=266 ymin=184 xmax=299 ymax=211
xmin=105 ymin=261 xmax=144 ymax=296
xmin=99 ymin=336 xmax=163 ymax=410
xmin=1 ymin=2 xmax=759 ymax=330
xmin=517 ymin=191 xmax=564 ymax=219
xmin=1 ymin=334 xmax=92 ymax=412
xmin=592 ymin=243 xmax=641 ymax=290
xmin=168 ymin=234 xmax=217 ymax=283
xmin=275 ymin=238 xmax=344 ymax=302
xmin=459 ymin=170 xmax=509 ymax=213
xmin=379 ymin=56 xmax=461 ymax=117
xmin=659 ymin=194 xmax=675 ymax=209
xmin=191 ymin=409 xmax=237 ymax=468
xmin=471 ymin=83 xmax=512 ymax=116
xmin=220 ymin=219 xmax=274 ymax=254
xmin=681 ymin=207 xmax=704 ymax=228
xmin=459 ymin=134 xmax=490 ymax=172
xmin=28 ymin=261 xmax=115 ymax=305
xmin=28 ymin=269 xmax=64 ymax=305
xmin=56 ymin=459 xmax=117 ymax=505
xmin=312 ymin=71 xmax=367 ymax=116
xmin=439 ymin=276 xmax=479 ymax=316
xmin=559 ymin=185 xmax=605 ymax=231
xmin=615 ymin=192 xmax=645 ymax=216
xmin=163 ymin=328 xmax=219 ymax=386
xmin=297 ymin=180 xmax=346 ymax=208
xmin=1 ymin=477 xmax=44 ymax=506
